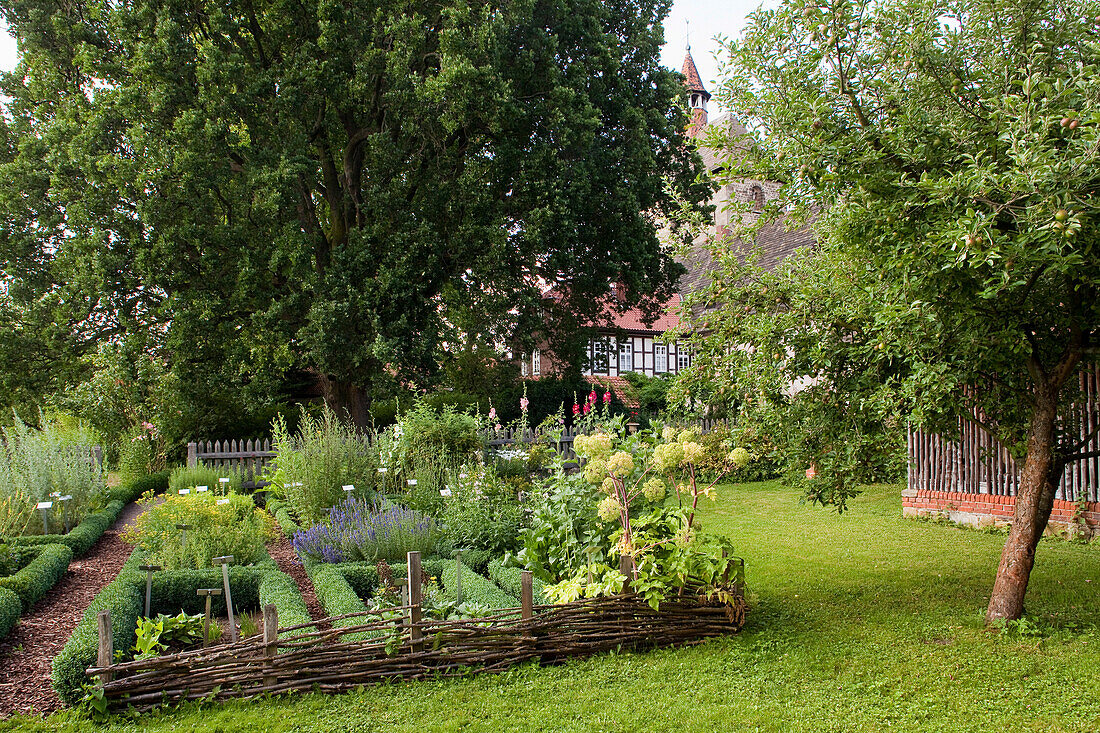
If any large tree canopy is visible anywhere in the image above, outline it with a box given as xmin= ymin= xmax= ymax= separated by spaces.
xmin=679 ymin=0 xmax=1100 ymax=622
xmin=0 ymin=0 xmax=708 ymax=429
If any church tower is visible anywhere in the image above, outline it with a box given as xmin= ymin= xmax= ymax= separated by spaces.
xmin=681 ymin=48 xmax=710 ymax=138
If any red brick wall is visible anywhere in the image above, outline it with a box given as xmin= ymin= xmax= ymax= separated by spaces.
xmin=902 ymin=489 xmax=1100 ymax=531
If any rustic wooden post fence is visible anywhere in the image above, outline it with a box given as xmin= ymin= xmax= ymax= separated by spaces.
xmin=96 ymin=611 xmax=113 ymax=687
xmin=407 ymin=551 xmax=423 ymax=652
xmin=262 ymin=604 xmax=278 ymax=691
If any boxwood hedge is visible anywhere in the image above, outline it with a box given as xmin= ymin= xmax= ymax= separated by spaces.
xmin=441 ymin=560 xmax=517 ymax=610
xmin=0 ymin=587 xmax=20 ymax=639
xmin=487 ymin=558 xmax=548 ymax=605
xmin=0 ymin=543 xmax=72 ymax=610
xmin=52 ymin=547 xmax=314 ymax=704
xmin=13 ymin=500 xmax=124 ymax=556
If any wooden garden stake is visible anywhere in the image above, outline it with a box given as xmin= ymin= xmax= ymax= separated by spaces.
xmin=96 ymin=610 xmax=113 ymax=686
xmin=407 ymin=551 xmax=423 ymax=652
xmin=521 ymin=571 xmax=534 ymax=620
xmin=619 ymin=554 xmax=634 ymax=593
xmin=196 ymin=589 xmax=222 ymax=648
xmin=175 ymin=523 xmax=191 ymax=558
xmin=262 ymin=603 xmax=278 ymax=690
xmin=139 ymin=565 xmax=162 ymax=618
xmin=213 ymin=556 xmax=237 ymax=643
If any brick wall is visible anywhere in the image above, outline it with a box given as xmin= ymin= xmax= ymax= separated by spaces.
xmin=902 ymin=488 xmax=1100 ymax=537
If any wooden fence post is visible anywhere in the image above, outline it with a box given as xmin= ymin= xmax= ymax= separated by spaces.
xmin=407 ymin=551 xmax=422 ymax=652
xmin=96 ymin=610 xmax=113 ymax=687
xmin=619 ymin=554 xmax=634 ymax=593
xmin=186 ymin=442 xmax=198 ymax=468
xmin=262 ymin=603 xmax=278 ymax=690
xmin=521 ymin=571 xmax=534 ymax=620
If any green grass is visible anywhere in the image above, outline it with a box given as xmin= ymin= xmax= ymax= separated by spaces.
xmin=8 ymin=481 xmax=1100 ymax=732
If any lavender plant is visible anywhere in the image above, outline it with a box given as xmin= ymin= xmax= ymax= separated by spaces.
xmin=293 ymin=497 xmax=441 ymax=564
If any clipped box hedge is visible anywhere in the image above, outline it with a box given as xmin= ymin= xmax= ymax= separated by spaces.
xmin=441 ymin=559 xmax=517 ymax=610
xmin=0 ymin=587 xmax=20 ymax=639
xmin=487 ymin=558 xmax=548 ymax=605
xmin=52 ymin=548 xmax=145 ymax=704
xmin=52 ymin=547 xmax=314 ymax=704
xmin=0 ymin=543 xmax=73 ymax=611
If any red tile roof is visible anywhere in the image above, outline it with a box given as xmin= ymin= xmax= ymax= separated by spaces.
xmin=602 ymin=293 xmax=682 ymax=333
xmin=587 ymin=375 xmax=641 ymax=409
xmin=681 ymin=51 xmax=706 ymax=95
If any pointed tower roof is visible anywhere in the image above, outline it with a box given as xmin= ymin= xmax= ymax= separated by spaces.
xmin=681 ymin=49 xmax=709 ymax=102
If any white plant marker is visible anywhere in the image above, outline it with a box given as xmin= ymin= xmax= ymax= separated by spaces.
xmin=439 ymin=488 xmax=452 ymax=497
xmin=217 ymin=498 xmax=231 ymax=506
xmin=178 ymin=488 xmax=191 ymax=496
xmin=218 ymin=477 xmax=230 ymax=495
xmin=36 ymin=501 xmax=53 ymax=535
xmin=196 ymin=485 xmax=209 ymax=493
xmin=407 ymin=479 xmax=418 ymax=486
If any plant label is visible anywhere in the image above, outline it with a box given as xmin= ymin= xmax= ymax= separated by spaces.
xmin=439 ymin=489 xmax=452 ymax=497
xmin=196 ymin=486 xmax=209 ymax=493
xmin=217 ymin=498 xmax=230 ymax=505
xmin=343 ymin=485 xmax=355 ymax=492
xmin=407 ymin=479 xmax=418 ymax=486
xmin=377 ymin=467 xmax=388 ymax=473
xmin=179 ymin=488 xmax=191 ymax=495
xmin=36 ymin=501 xmax=53 ymax=510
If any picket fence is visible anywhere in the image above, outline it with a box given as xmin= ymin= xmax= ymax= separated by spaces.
xmin=907 ymin=363 xmax=1100 ymax=502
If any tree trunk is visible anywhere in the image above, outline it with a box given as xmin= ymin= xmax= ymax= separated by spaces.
xmin=984 ymin=393 xmax=1063 ymax=624
xmin=318 ymin=374 xmax=372 ymax=429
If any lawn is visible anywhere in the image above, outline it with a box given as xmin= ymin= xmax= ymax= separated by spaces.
xmin=7 ymin=481 xmax=1100 ymax=732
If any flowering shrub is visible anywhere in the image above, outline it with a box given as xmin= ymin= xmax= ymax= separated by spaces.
xmin=122 ymin=493 xmax=275 ymax=569
xmin=293 ymin=497 xmax=442 ymax=564
xmin=532 ymin=421 xmax=751 ymax=609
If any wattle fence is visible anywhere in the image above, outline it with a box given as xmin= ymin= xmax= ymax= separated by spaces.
xmin=906 ymin=363 xmax=1100 ymax=502
xmin=87 ymin=554 xmax=746 ymax=712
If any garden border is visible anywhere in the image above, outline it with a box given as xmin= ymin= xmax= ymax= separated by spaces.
xmin=87 ymin=552 xmax=747 ymax=712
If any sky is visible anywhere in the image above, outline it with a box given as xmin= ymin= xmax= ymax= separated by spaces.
xmin=0 ymin=0 xmax=764 ymax=110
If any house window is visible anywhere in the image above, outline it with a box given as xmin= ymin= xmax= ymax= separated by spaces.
xmin=677 ymin=347 xmax=691 ymax=372
xmin=619 ymin=342 xmax=633 ymax=373
xmin=655 ymin=344 xmax=667 ymax=374
xmin=591 ymin=340 xmax=609 ymax=375
xmin=521 ymin=353 xmax=528 ymax=377
xmin=532 ymin=348 xmax=541 ymax=376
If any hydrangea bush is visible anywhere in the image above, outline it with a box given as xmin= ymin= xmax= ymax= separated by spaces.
xmin=529 ymin=420 xmax=751 ymax=610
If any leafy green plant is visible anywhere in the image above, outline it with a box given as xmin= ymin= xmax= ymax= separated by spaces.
xmin=439 ymin=465 xmax=526 ymax=555
xmin=238 ymin=612 xmax=259 ymax=638
xmin=132 ymin=612 xmax=205 ymax=660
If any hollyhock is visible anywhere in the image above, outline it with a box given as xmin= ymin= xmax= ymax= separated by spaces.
xmin=572 ymin=403 xmax=581 ymax=416
xmin=519 ymin=397 xmax=529 ymax=412
xmin=603 ymin=391 xmax=611 ymax=404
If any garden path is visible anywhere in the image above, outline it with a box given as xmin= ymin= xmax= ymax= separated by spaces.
xmin=266 ymin=536 xmax=331 ymax=631
xmin=0 ymin=501 xmax=146 ymax=717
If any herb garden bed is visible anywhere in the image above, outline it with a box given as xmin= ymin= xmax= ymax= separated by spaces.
xmin=86 ymin=552 xmax=747 ymax=712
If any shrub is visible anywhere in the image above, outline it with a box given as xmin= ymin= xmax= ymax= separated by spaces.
xmin=150 ymin=565 xmax=261 ymax=616
xmin=0 ymin=414 xmax=109 ymax=533
xmin=266 ymin=407 xmax=378 ymax=524
xmin=0 ymin=587 xmax=19 ymax=639
xmin=331 ymin=562 xmax=380 ymax=599
xmin=0 ymin=543 xmax=72 ymax=609
xmin=123 ymin=493 xmax=276 ymax=569
xmin=488 ymin=557 xmax=548 ymax=604
xmin=168 ymin=464 xmax=243 ymax=495
xmin=440 ymin=559 xmax=517 ymax=610
xmin=396 ymin=403 xmax=483 ymax=469
xmin=52 ymin=549 xmax=144 ymax=704
xmin=266 ymin=498 xmax=302 ymax=538
xmin=293 ymin=497 xmax=441 ymax=564
xmin=112 ymin=469 xmax=170 ymax=504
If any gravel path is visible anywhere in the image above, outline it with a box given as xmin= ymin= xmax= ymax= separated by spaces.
xmin=266 ymin=536 xmax=331 ymax=630
xmin=0 ymin=502 xmax=145 ymax=717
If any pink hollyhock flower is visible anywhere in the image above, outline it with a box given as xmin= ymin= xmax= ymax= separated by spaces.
xmin=519 ymin=397 xmax=529 ymax=412
xmin=495 ymin=424 xmax=503 ymax=431
xmin=488 ymin=408 xmax=497 ymax=420
xmin=142 ymin=421 xmax=156 ymax=431
xmin=572 ymin=403 xmax=581 ymax=416
xmin=583 ymin=403 xmax=591 ymax=415
xmin=588 ymin=390 xmax=597 ymax=404
xmin=603 ymin=392 xmax=611 ymax=404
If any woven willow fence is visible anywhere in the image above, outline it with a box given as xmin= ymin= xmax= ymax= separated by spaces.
xmin=88 ymin=554 xmax=746 ymax=711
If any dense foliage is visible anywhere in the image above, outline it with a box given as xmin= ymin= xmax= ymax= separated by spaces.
xmin=0 ymin=416 xmax=108 ymax=534
xmin=293 ymin=498 xmax=441 ymax=564
xmin=0 ymin=0 xmax=709 ymax=428
xmin=122 ymin=493 xmax=276 ymax=570
xmin=168 ymin=465 xmax=243 ymax=496
xmin=679 ymin=0 xmax=1100 ymax=621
